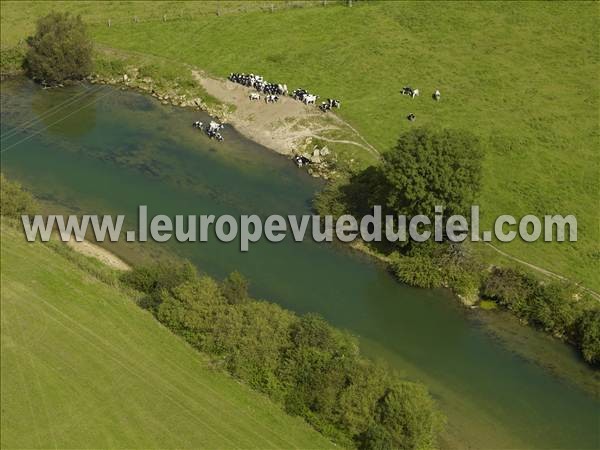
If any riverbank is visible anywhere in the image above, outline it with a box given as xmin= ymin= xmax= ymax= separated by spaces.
xmin=3 ymin=79 xmax=599 ymax=449
xmin=66 ymin=237 xmax=130 ymax=270
xmin=87 ymin=46 xmax=379 ymax=179
xmin=21 ymin=47 xmax=600 ymax=368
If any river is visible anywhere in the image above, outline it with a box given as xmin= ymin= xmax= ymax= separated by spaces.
xmin=1 ymin=79 xmax=598 ymax=449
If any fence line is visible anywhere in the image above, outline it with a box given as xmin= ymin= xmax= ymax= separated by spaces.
xmin=77 ymin=1 xmax=347 ymax=28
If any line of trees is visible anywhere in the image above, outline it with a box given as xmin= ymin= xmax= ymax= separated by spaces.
xmin=121 ymin=263 xmax=444 ymax=448
xmin=314 ymin=127 xmax=600 ymax=367
xmin=482 ymin=267 xmax=600 ymax=365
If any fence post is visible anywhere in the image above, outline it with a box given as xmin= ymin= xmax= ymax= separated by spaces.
xmin=163 ymin=14 xmax=167 ymax=22
xmin=107 ymin=19 xmax=111 ymax=27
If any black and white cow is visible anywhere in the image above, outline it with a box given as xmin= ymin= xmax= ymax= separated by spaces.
xmin=303 ymin=94 xmax=318 ymax=105
xmin=320 ymin=98 xmax=341 ymax=111
xmin=293 ymin=155 xmax=311 ymax=167
xmin=402 ymin=86 xmax=419 ymax=98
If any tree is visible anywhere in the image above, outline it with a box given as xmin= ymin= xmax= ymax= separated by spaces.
xmin=221 ymin=271 xmax=250 ymax=304
xmin=373 ymin=383 xmax=443 ymax=449
xmin=379 ymin=127 xmax=483 ymax=219
xmin=24 ymin=12 xmax=92 ymax=85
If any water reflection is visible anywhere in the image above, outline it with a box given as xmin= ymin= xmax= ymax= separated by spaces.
xmin=32 ymin=83 xmax=99 ymax=137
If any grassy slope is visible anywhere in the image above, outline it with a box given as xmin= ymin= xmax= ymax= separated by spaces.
xmin=1 ymin=1 xmax=598 ymax=289
xmin=0 ymin=225 xmax=333 ymax=449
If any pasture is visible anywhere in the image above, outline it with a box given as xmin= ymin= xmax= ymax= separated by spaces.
xmin=0 ymin=224 xmax=333 ymax=449
xmin=1 ymin=1 xmax=598 ymax=289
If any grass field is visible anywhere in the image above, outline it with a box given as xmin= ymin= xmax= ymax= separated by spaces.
xmin=1 ymin=1 xmax=598 ymax=289
xmin=0 ymin=224 xmax=333 ymax=449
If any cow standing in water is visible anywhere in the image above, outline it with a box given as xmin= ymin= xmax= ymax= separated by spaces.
xmin=206 ymin=121 xmax=225 ymax=141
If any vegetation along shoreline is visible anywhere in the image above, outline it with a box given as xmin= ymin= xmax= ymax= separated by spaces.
xmin=2 ymin=4 xmax=599 ymax=447
xmin=1 ymin=173 xmax=444 ymax=449
xmin=1 ymin=4 xmax=598 ymax=369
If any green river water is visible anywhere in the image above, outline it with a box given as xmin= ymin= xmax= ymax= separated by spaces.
xmin=1 ymin=79 xmax=598 ymax=449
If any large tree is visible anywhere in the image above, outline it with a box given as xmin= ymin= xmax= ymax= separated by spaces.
xmin=24 ymin=12 xmax=92 ymax=85
xmin=379 ymin=127 xmax=484 ymax=219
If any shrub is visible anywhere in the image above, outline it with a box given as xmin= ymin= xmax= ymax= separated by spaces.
xmin=482 ymin=267 xmax=600 ymax=363
xmin=24 ymin=12 xmax=92 ymax=85
xmin=448 ymin=268 xmax=480 ymax=304
xmin=221 ymin=271 xmax=249 ymax=304
xmin=120 ymin=261 xmax=196 ymax=298
xmin=126 ymin=261 xmax=443 ymax=447
xmin=337 ymin=361 xmax=390 ymax=438
xmin=528 ymin=282 xmax=581 ymax=338
xmin=0 ymin=174 xmax=36 ymax=219
xmin=357 ymin=423 xmax=395 ymax=450
xmin=578 ymin=310 xmax=600 ymax=366
xmin=389 ymin=253 xmax=444 ymax=288
xmin=373 ymin=382 xmax=443 ymax=449
xmin=481 ymin=267 xmax=536 ymax=317
xmin=313 ymin=177 xmax=350 ymax=218
xmin=0 ymin=46 xmax=26 ymax=76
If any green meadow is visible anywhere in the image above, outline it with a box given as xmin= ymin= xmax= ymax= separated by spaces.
xmin=0 ymin=224 xmax=333 ymax=449
xmin=1 ymin=1 xmax=598 ymax=287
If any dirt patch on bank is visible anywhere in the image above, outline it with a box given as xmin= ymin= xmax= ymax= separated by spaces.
xmin=67 ymin=238 xmax=130 ymax=271
xmin=192 ymin=70 xmax=379 ymax=158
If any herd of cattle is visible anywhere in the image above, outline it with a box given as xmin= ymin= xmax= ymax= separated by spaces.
xmin=229 ymin=72 xmax=440 ymax=119
xmin=229 ymin=72 xmax=342 ymax=112
xmin=194 ymin=72 xmax=442 ymax=145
